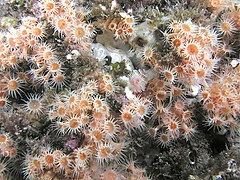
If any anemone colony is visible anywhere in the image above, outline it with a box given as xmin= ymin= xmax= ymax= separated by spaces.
xmin=0 ymin=0 xmax=239 ymax=179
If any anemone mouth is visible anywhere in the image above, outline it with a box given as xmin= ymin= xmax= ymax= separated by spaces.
xmin=99 ymin=147 xmax=111 ymax=158
xmin=0 ymin=134 xmax=7 ymax=143
xmin=161 ymin=133 xmax=169 ymax=143
xmin=29 ymin=99 xmax=41 ymax=110
xmin=23 ymin=94 xmax=43 ymax=115
xmin=79 ymin=152 xmax=87 ymax=161
xmin=8 ymin=80 xmax=19 ymax=91
xmin=122 ymin=112 xmax=133 ymax=122
xmin=182 ymin=23 xmax=191 ymax=32
xmin=69 ymin=119 xmax=79 ymax=129
xmin=57 ymin=19 xmax=67 ymax=30
xmin=145 ymin=49 xmax=153 ymax=57
xmin=187 ymin=43 xmax=199 ymax=56
xmin=0 ymin=99 xmax=6 ymax=107
xmin=221 ymin=22 xmax=231 ymax=32
xmin=45 ymin=1 xmax=55 ymax=11
xmin=32 ymin=27 xmax=42 ymax=36
xmin=74 ymin=27 xmax=85 ymax=38
xmin=59 ymin=156 xmax=69 ymax=167
xmin=172 ymin=38 xmax=182 ymax=47
xmin=164 ymin=71 xmax=174 ymax=82
xmin=45 ymin=155 xmax=54 ymax=164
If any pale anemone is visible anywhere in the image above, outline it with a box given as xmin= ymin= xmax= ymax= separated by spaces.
xmin=23 ymin=94 xmax=44 ymax=116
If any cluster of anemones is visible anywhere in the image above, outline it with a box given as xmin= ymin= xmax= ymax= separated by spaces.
xmin=165 ymin=18 xmax=239 ymax=135
xmin=0 ymin=133 xmax=17 ymax=158
xmin=129 ymin=20 xmax=220 ymax=146
xmin=199 ymin=65 xmax=240 ymax=136
xmin=23 ymin=147 xmax=149 ymax=179
xmin=48 ymin=77 xmax=125 ymax=168
xmin=0 ymin=71 xmax=48 ymax=115
xmin=120 ymin=94 xmax=152 ymax=131
xmin=0 ymin=15 xmax=67 ymax=111
xmin=143 ymin=76 xmax=197 ymax=147
xmin=164 ymin=19 xmax=221 ymax=87
xmin=0 ymin=0 xmax=98 ymax=110
xmin=106 ymin=14 xmax=136 ymax=41
xmin=143 ymin=17 xmax=239 ymax=144
xmin=98 ymin=73 xmax=115 ymax=95
xmin=21 ymin=75 xmax=150 ymax=179
xmin=38 ymin=0 xmax=95 ymax=49
xmin=210 ymin=0 xmax=240 ymax=26
xmin=22 ymin=147 xmax=90 ymax=179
